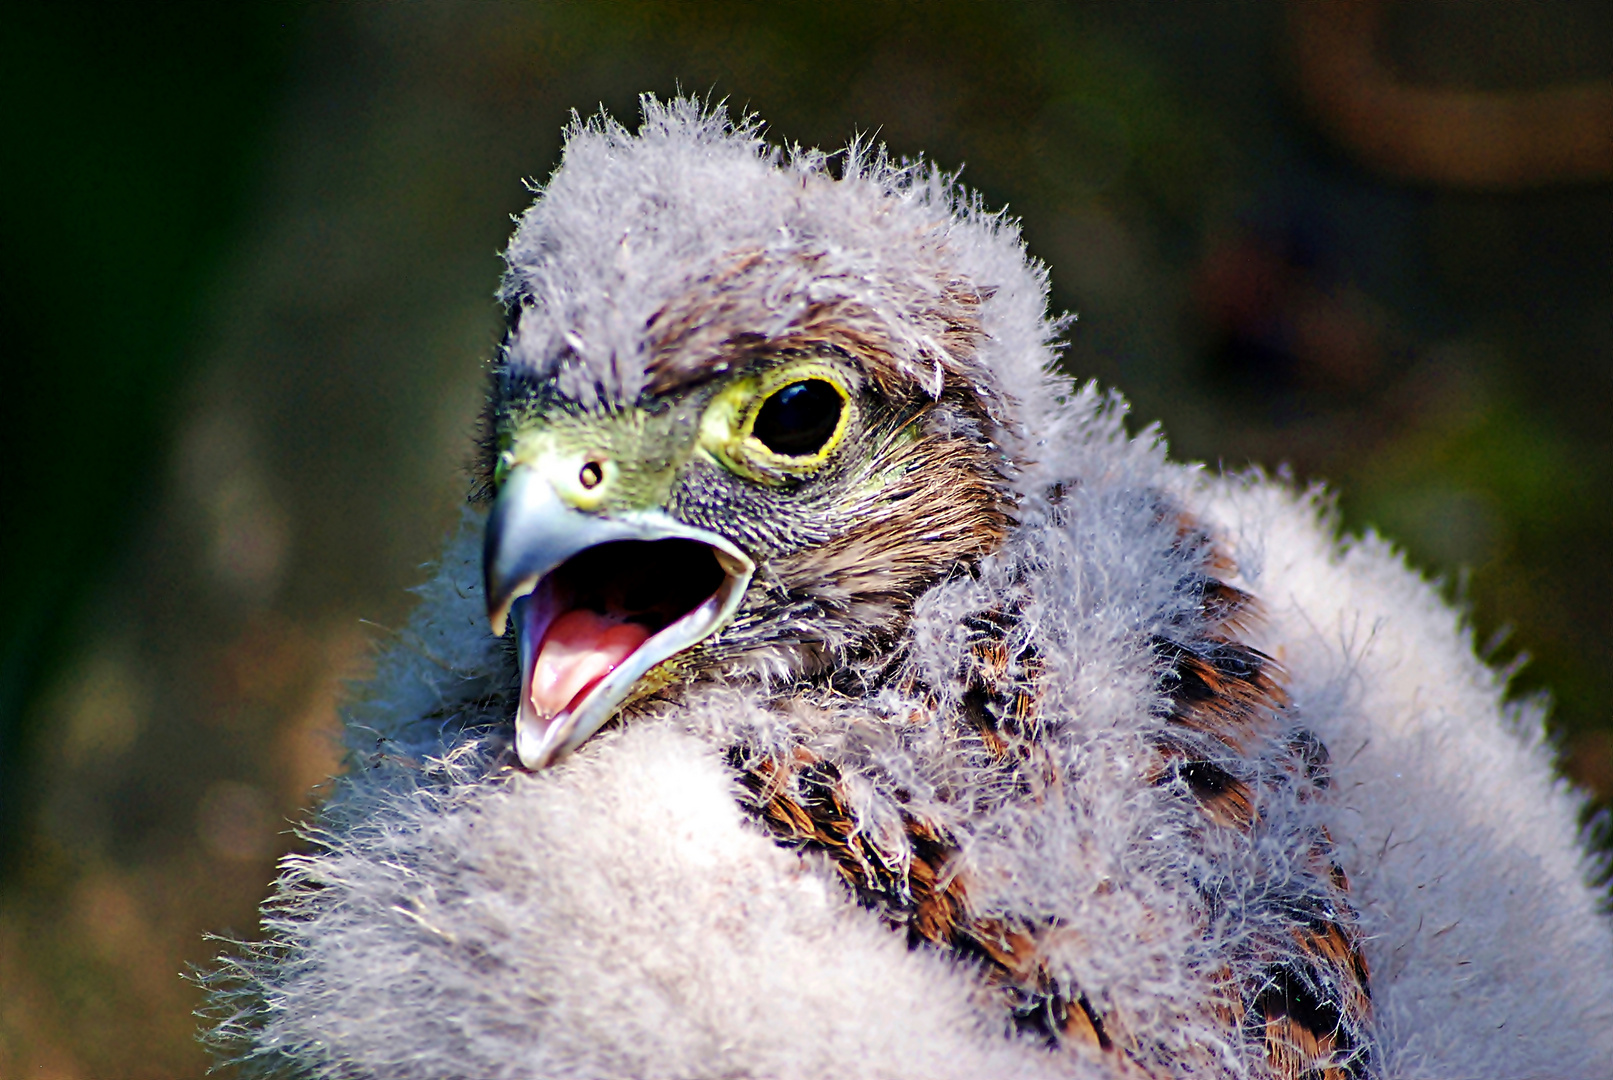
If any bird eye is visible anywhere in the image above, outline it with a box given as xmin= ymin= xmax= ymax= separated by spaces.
xmin=750 ymin=379 xmax=845 ymax=458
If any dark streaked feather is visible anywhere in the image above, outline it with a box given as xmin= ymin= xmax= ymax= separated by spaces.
xmin=736 ymin=512 xmax=1374 ymax=1079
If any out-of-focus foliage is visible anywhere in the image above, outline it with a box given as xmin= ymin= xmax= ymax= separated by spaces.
xmin=2 ymin=3 xmax=1609 ymax=1076
xmin=0 ymin=3 xmax=300 ymax=842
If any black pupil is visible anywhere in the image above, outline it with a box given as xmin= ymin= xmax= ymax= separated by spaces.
xmin=751 ymin=379 xmax=843 ymax=457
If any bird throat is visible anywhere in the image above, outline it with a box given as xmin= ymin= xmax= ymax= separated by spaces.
xmin=528 ymin=610 xmax=651 ymax=719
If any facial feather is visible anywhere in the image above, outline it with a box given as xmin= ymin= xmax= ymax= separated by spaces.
xmin=485 ymin=340 xmax=1012 ymax=698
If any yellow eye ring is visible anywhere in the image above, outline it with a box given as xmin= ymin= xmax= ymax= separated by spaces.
xmin=699 ymin=360 xmax=853 ymax=483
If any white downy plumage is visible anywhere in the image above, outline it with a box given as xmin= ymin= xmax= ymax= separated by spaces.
xmin=207 ymin=98 xmax=1613 ymax=1080
xmin=1203 ymin=478 xmax=1613 ymax=1077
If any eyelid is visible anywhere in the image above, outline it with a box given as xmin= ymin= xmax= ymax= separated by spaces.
xmin=739 ymin=369 xmax=849 ymax=452
xmin=756 ymin=362 xmax=838 ymax=394
xmin=697 ymin=359 xmax=854 ymax=483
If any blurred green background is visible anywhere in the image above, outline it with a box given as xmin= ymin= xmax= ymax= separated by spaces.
xmin=3 ymin=3 xmax=1610 ymax=1075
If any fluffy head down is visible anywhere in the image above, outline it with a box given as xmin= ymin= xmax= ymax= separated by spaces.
xmin=205 ymin=98 xmax=1613 ymax=1080
xmin=492 ymin=95 xmax=1056 ymax=420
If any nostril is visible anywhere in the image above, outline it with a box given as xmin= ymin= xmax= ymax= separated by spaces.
xmin=579 ymin=460 xmax=604 ymax=489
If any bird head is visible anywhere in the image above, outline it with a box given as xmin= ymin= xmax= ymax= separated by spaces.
xmin=481 ymin=99 xmax=1045 ymax=769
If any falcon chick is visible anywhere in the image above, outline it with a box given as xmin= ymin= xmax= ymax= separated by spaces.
xmin=208 ymin=98 xmax=1613 ymax=1080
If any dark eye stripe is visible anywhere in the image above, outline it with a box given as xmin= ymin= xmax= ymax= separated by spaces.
xmin=751 ymin=379 xmax=843 ymax=457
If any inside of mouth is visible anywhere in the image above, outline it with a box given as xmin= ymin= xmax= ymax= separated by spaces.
xmin=525 ymin=539 xmax=728 ymax=721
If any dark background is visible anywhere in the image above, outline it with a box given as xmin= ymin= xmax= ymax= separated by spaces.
xmin=3 ymin=3 xmax=1610 ymax=1075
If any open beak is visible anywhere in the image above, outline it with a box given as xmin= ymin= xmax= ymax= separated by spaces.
xmin=483 ymin=466 xmax=754 ymax=770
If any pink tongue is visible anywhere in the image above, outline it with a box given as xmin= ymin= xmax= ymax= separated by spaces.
xmin=530 ymin=610 xmax=652 ymax=719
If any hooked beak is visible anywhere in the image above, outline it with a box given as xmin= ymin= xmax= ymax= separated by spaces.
xmin=483 ymin=466 xmax=754 ymax=770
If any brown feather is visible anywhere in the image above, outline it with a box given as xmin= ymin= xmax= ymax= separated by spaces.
xmin=1151 ymin=519 xmax=1373 ymax=1079
xmin=735 ymin=511 xmax=1374 ymax=1077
